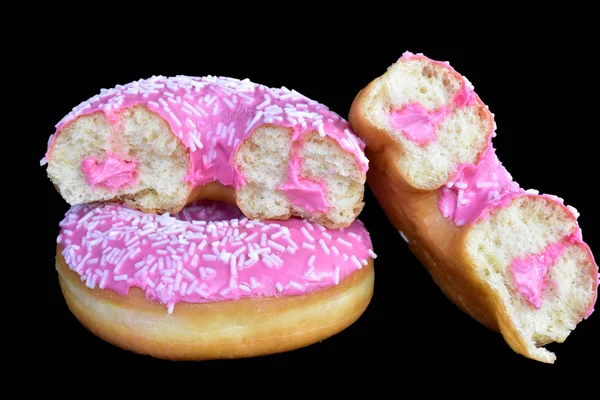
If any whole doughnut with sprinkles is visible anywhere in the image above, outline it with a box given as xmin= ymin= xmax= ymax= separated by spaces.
xmin=43 ymin=75 xmax=369 ymax=229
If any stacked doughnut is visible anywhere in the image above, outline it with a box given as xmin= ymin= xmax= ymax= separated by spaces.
xmin=44 ymin=75 xmax=376 ymax=360
xmin=349 ymin=51 xmax=598 ymax=363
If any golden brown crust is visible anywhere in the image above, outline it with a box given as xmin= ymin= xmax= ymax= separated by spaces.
xmin=55 ymin=246 xmax=375 ymax=360
xmin=349 ymin=82 xmax=536 ymax=361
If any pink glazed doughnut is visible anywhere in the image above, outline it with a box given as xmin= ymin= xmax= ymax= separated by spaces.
xmin=55 ymin=200 xmax=376 ymax=360
xmin=348 ymin=51 xmax=598 ymax=363
xmin=43 ymin=76 xmax=369 ymax=229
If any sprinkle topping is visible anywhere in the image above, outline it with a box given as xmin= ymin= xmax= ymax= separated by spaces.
xmin=46 ymin=75 xmax=369 ymax=190
xmin=58 ymin=200 xmax=375 ymax=314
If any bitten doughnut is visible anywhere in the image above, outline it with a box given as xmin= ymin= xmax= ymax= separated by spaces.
xmin=55 ymin=200 xmax=376 ymax=360
xmin=42 ymin=75 xmax=369 ymax=229
xmin=348 ymin=51 xmax=598 ymax=363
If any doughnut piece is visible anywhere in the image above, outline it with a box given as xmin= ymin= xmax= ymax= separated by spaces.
xmin=349 ymin=51 xmax=598 ymax=363
xmin=42 ymin=76 xmax=369 ymax=229
xmin=55 ymin=200 xmax=376 ymax=360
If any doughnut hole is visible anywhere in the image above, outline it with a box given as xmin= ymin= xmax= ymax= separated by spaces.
xmin=234 ymin=126 xmax=365 ymax=228
xmin=47 ymin=106 xmax=190 ymax=213
xmin=465 ymin=195 xmax=597 ymax=363
xmin=362 ymin=57 xmax=492 ymax=190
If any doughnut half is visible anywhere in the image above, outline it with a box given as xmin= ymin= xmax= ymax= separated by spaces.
xmin=43 ymin=76 xmax=369 ymax=229
xmin=55 ymin=201 xmax=376 ymax=360
xmin=348 ymin=51 xmax=598 ymax=363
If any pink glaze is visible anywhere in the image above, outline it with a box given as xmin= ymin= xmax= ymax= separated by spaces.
xmin=57 ymin=200 xmax=376 ymax=314
xmin=439 ymin=147 xmax=522 ymax=226
xmin=398 ymin=51 xmax=598 ymax=315
xmin=510 ymin=241 xmax=567 ymax=309
xmin=81 ymin=152 xmax=137 ymax=190
xmin=389 ymin=51 xmax=477 ymax=146
xmin=43 ymin=76 xmax=369 ymax=212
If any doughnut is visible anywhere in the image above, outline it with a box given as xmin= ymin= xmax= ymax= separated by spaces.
xmin=42 ymin=75 xmax=369 ymax=229
xmin=55 ymin=200 xmax=376 ymax=360
xmin=348 ymin=51 xmax=598 ymax=363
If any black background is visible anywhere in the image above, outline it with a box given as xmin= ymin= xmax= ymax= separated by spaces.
xmin=34 ymin=38 xmax=597 ymax=383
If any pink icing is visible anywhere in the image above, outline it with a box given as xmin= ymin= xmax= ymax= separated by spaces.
xmin=388 ymin=52 xmax=477 ymax=146
xmin=81 ymin=152 xmax=138 ymax=190
xmin=44 ymin=76 xmax=369 ymax=212
xmin=57 ymin=200 xmax=376 ymax=314
xmin=439 ymin=147 xmax=522 ymax=226
xmin=510 ymin=241 xmax=567 ymax=309
xmin=397 ymin=51 xmax=598 ymax=315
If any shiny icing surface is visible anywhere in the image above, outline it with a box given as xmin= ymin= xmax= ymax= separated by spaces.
xmin=58 ymin=200 xmax=376 ymax=314
xmin=44 ymin=75 xmax=369 ymax=212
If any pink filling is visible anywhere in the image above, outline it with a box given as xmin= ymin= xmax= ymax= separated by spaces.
xmin=57 ymin=201 xmax=376 ymax=314
xmin=510 ymin=241 xmax=567 ymax=309
xmin=397 ymin=48 xmax=600 ymax=315
xmin=47 ymin=76 xmax=370 ymax=214
xmin=389 ymin=103 xmax=450 ymax=146
xmin=388 ymin=53 xmax=477 ymax=146
xmin=81 ymin=152 xmax=137 ymax=190
xmin=279 ymin=144 xmax=329 ymax=213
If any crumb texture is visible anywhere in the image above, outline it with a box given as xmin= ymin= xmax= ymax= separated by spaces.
xmin=47 ymin=107 xmax=190 ymax=213
xmin=363 ymin=57 xmax=491 ymax=190
xmin=235 ymin=126 xmax=365 ymax=228
xmin=466 ymin=196 xmax=596 ymax=362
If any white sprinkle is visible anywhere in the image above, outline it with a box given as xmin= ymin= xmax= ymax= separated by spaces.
xmin=239 ymin=283 xmax=251 ymax=292
xmin=114 ymin=274 xmax=128 ymax=281
xmin=308 ymin=254 xmax=316 ymax=267
xmin=151 ymin=239 xmax=169 ymax=247
xmin=145 ymin=278 xmax=156 ymax=288
xmin=244 ymin=110 xmax=264 ymax=134
xmin=271 ymin=228 xmax=288 ymax=239
xmin=351 ymin=255 xmax=363 ymax=269
xmin=203 ymin=254 xmax=217 ymax=261
xmin=318 ymin=239 xmax=330 ymax=255
xmin=99 ymin=270 xmax=109 ymax=289
xmin=260 ymin=233 xmax=267 ymax=246
xmin=288 ymin=281 xmax=304 ymax=291
xmin=244 ymin=232 xmax=258 ymax=242
xmin=182 ymin=269 xmax=196 ymax=281
xmin=368 ymin=249 xmax=377 ymax=259
xmin=275 ymin=282 xmax=284 ymax=293
xmin=399 ymin=231 xmax=409 ymax=243
xmin=230 ymin=255 xmax=237 ymax=276
xmin=304 ymin=266 xmax=315 ymax=278
xmin=301 ymin=227 xmax=315 ymax=242
xmin=267 ymin=240 xmax=286 ymax=252
xmin=336 ymin=237 xmax=352 ymax=248
xmin=302 ymin=242 xmax=316 ymax=250
xmin=167 ymin=304 xmax=175 ymax=315
xmin=334 ymin=266 xmax=340 ymax=285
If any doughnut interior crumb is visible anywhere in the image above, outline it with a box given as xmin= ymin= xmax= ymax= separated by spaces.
xmin=361 ymin=57 xmax=491 ymax=190
xmin=465 ymin=196 xmax=597 ymax=363
xmin=234 ymin=126 xmax=365 ymax=228
xmin=47 ymin=106 xmax=190 ymax=213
